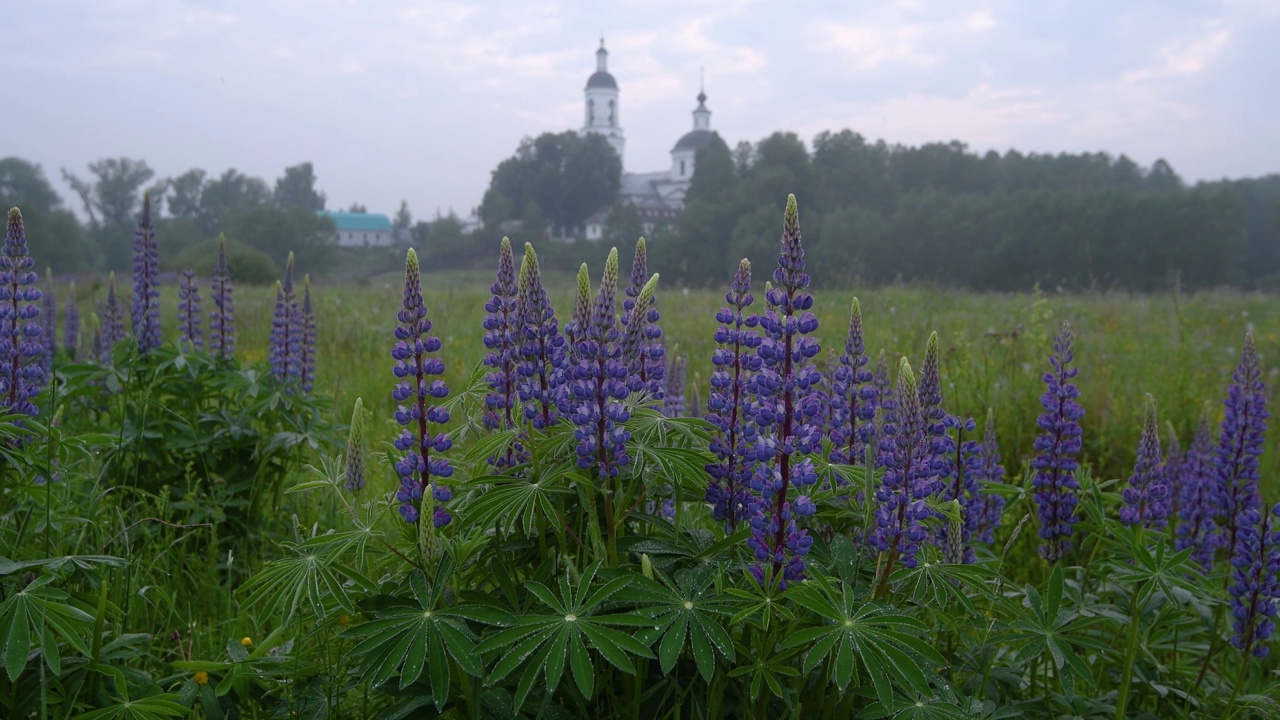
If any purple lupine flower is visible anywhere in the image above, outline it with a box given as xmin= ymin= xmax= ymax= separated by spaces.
xmin=829 ymin=298 xmax=877 ymax=467
xmin=515 ymin=243 xmax=567 ymax=430
xmin=482 ymin=238 xmax=526 ymax=468
xmin=0 ymin=209 xmax=44 ymax=418
xmin=1217 ymin=330 xmax=1268 ymax=559
xmin=1163 ymin=423 xmax=1184 ymax=525
xmin=269 ymin=253 xmax=300 ymax=383
xmin=130 ymin=193 xmax=162 ymax=355
xmin=99 ymin=271 xmax=125 ymax=364
xmin=178 ymin=269 xmax=202 ymax=353
xmin=1177 ymin=404 xmax=1220 ymax=567
xmin=620 ymin=238 xmax=665 ymax=400
xmin=873 ymin=349 xmax=894 ymax=435
xmin=566 ymin=249 xmax=636 ymax=478
xmin=1228 ymin=502 xmax=1280 ymax=658
xmin=745 ymin=195 xmax=824 ymax=588
xmin=63 ymin=282 xmax=79 ymax=362
xmin=1120 ymin=394 xmax=1170 ymax=529
xmin=564 ymin=263 xmax=591 ymax=364
xmin=705 ymin=258 xmax=763 ymax=532
xmin=208 ymin=234 xmax=235 ymax=361
xmin=662 ymin=351 xmax=687 ymax=417
xmin=344 ymin=398 xmax=366 ymax=493
xmin=1032 ymin=320 xmax=1085 ymax=562
xmin=40 ymin=269 xmax=55 ymax=376
xmin=689 ymin=377 xmax=702 ymax=421
xmin=940 ymin=415 xmax=982 ymax=564
xmin=392 ymin=248 xmax=454 ymax=526
xmin=299 ymin=275 xmax=316 ymax=395
xmin=917 ymin=332 xmax=952 ymax=497
xmin=972 ymin=410 xmax=1007 ymax=547
xmin=870 ymin=358 xmax=932 ymax=572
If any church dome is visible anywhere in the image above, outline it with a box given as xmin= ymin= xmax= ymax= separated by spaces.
xmin=585 ymin=71 xmax=618 ymax=90
xmin=672 ymin=128 xmax=714 ymax=153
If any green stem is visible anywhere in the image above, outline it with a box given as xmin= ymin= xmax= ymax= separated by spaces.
xmin=1114 ymin=584 xmax=1145 ymax=720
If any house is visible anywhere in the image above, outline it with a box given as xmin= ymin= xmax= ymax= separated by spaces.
xmin=323 ymin=211 xmax=396 ymax=247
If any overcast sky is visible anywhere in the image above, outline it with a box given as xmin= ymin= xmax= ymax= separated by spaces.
xmin=9 ymin=1 xmax=1279 ymax=221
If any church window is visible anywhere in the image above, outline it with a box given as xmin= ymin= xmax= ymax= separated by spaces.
xmin=588 ymin=99 xmax=594 ymax=124
xmin=680 ymin=160 xmax=686 ymax=176
xmin=608 ymin=99 xmax=615 ymax=124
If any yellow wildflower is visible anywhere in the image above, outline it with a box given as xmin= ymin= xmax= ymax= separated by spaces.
xmin=240 ymin=637 xmax=252 ymax=647
xmin=194 ymin=670 xmax=209 ymax=685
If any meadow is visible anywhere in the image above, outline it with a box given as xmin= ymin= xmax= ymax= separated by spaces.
xmin=2 ymin=198 xmax=1280 ymax=719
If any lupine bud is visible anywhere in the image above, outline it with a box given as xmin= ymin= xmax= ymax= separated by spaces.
xmin=391 ymin=249 xmax=453 ymax=526
xmin=917 ymin=332 xmax=951 ymax=497
xmin=873 ymin=349 xmax=894 ymax=434
xmin=99 ymin=271 xmax=125 ymax=364
xmin=63 ymin=281 xmax=79 ymax=362
xmin=300 ymin=275 xmax=316 ymax=394
xmin=620 ymin=238 xmax=664 ymax=400
xmin=482 ymin=238 xmax=526 ymax=468
xmin=130 ymin=193 xmax=162 ymax=355
xmin=178 ymin=269 xmax=202 ymax=353
xmin=344 ymin=398 xmax=366 ymax=493
xmin=662 ymin=349 xmax=687 ymax=417
xmin=972 ymin=410 xmax=1007 ymax=547
xmin=1120 ymin=395 xmax=1169 ymax=529
xmin=1218 ymin=330 xmax=1267 ymax=558
xmin=208 ymin=234 xmax=235 ymax=361
xmin=0 ymin=209 xmax=44 ymax=417
xmin=1177 ymin=404 xmax=1220 ymax=567
xmin=1032 ymin=321 xmax=1085 ymax=562
xmin=566 ymin=262 xmax=591 ymax=361
xmin=516 ymin=243 xmax=567 ymax=430
xmin=939 ymin=414 xmax=982 ymax=563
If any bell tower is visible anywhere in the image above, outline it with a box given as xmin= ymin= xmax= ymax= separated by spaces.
xmin=582 ymin=38 xmax=625 ymax=165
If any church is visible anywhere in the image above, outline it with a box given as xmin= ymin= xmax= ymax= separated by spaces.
xmin=580 ymin=40 xmax=717 ymax=241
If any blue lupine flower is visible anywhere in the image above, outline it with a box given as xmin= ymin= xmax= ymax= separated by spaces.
xmin=873 ymin=349 xmax=894 ymax=435
xmin=1120 ymin=395 xmax=1169 ymax=529
xmin=972 ymin=410 xmax=1007 ymax=547
xmin=917 ymin=332 xmax=952 ymax=497
xmin=209 ymin=234 xmax=235 ymax=361
xmin=662 ymin=350 xmax=687 ymax=417
xmin=482 ymin=238 xmax=526 ymax=467
xmin=829 ymin=297 xmax=877 ymax=467
xmin=1217 ymin=330 xmax=1268 ymax=559
xmin=621 ymin=238 xmax=664 ymax=400
xmin=516 ymin=243 xmax=567 ymax=430
xmin=705 ymin=258 xmax=762 ymax=532
xmin=391 ymin=249 xmax=454 ymax=526
xmin=130 ymin=193 xmax=162 ymax=355
xmin=870 ymin=358 xmax=932 ymax=570
xmin=1177 ymin=404 xmax=1220 ymax=567
xmin=63 ymin=281 xmax=79 ymax=361
xmin=1032 ymin=320 xmax=1085 ymax=562
xmin=178 ymin=269 xmax=202 ymax=353
xmin=940 ymin=415 xmax=982 ymax=563
xmin=0 ymin=209 xmax=44 ymax=418
xmin=745 ymin=195 xmax=824 ymax=588
xmin=300 ymin=275 xmax=316 ymax=395
xmin=269 ymin=253 xmax=300 ymax=383
xmin=99 ymin=271 xmax=125 ymax=364
xmin=1227 ymin=502 xmax=1280 ymax=658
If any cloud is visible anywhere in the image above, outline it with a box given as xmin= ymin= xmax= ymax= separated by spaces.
xmin=1121 ymin=27 xmax=1231 ymax=85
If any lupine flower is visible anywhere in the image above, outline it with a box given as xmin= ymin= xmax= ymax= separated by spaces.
xmin=1032 ymin=320 xmax=1085 ymax=562
xmin=873 ymin=349 xmax=894 ymax=435
xmin=745 ymin=195 xmax=824 ymax=588
xmin=515 ymin=243 xmax=567 ymax=430
xmin=705 ymin=258 xmax=762 ymax=532
xmin=870 ymin=358 xmax=932 ymax=571
xmin=482 ymin=238 xmax=526 ymax=468
xmin=566 ymin=249 xmax=637 ymax=478
xmin=391 ymin=248 xmax=454 ymax=526
xmin=300 ymin=275 xmax=316 ymax=395
xmin=40 ymin=269 xmax=55 ymax=376
xmin=269 ymin=253 xmax=300 ymax=383
xmin=917 ymin=332 xmax=952 ymax=497
xmin=621 ymin=238 xmax=664 ymax=399
xmin=1218 ymin=330 xmax=1267 ymax=558
xmin=63 ymin=282 xmax=79 ymax=362
xmin=178 ymin=269 xmax=202 ymax=353
xmin=0 ymin=209 xmax=44 ymax=418
xmin=1120 ymin=394 xmax=1170 ymax=529
xmin=972 ymin=410 xmax=1007 ymax=547
xmin=940 ymin=415 xmax=982 ymax=563
xmin=344 ymin=397 xmax=366 ymax=493
xmin=565 ymin=263 xmax=591 ymax=361
xmin=1177 ymin=404 xmax=1220 ymax=567
xmin=1163 ymin=422 xmax=1184 ymax=524
xmin=662 ymin=350 xmax=687 ymax=417
xmin=208 ymin=234 xmax=235 ymax=361
xmin=130 ymin=193 xmax=162 ymax=355
xmin=1227 ymin=502 xmax=1280 ymax=658
xmin=100 ymin=271 xmax=125 ymax=363
xmin=829 ymin=297 xmax=877 ymax=467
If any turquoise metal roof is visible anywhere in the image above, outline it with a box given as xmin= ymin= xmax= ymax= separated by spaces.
xmin=321 ymin=211 xmax=393 ymax=232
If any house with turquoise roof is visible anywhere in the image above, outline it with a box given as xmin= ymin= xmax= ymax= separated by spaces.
xmin=322 ymin=211 xmax=397 ymax=247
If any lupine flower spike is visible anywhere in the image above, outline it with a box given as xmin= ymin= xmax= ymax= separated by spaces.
xmin=1218 ymin=330 xmax=1267 ymax=558
xmin=40 ymin=269 xmax=55 ymax=376
xmin=746 ymin=195 xmax=823 ymax=588
xmin=565 ymin=263 xmax=591 ymax=363
xmin=344 ymin=398 xmax=367 ymax=493
xmin=829 ymin=297 xmax=877 ymax=467
xmin=100 ymin=271 xmax=125 ymax=363
xmin=873 ymin=349 xmax=894 ymax=434
xmin=1177 ymin=404 xmax=1220 ymax=567
xmin=269 ymin=253 xmax=300 ymax=383
xmin=662 ymin=350 xmax=687 ymax=417
xmin=1227 ymin=502 xmax=1280 ymax=658
xmin=178 ymin=269 xmax=202 ymax=353
xmin=515 ymin=243 xmax=567 ymax=430
xmin=300 ymin=275 xmax=316 ymax=394
xmin=130 ymin=193 xmax=162 ymax=355
xmin=1032 ymin=320 xmax=1085 ymax=562
xmin=972 ymin=409 xmax=1007 ymax=546
xmin=482 ymin=238 xmax=526 ymax=467
xmin=871 ymin=358 xmax=932 ymax=588
xmin=64 ymin=282 xmax=79 ymax=362
xmin=705 ymin=258 xmax=762 ymax=532
xmin=917 ymin=332 xmax=951 ymax=497
xmin=1120 ymin=394 xmax=1169 ymax=529
xmin=620 ymin=238 xmax=664 ymax=399
xmin=209 ymin=234 xmax=235 ymax=361
xmin=940 ymin=415 xmax=982 ymax=563
xmin=391 ymin=248 xmax=454 ymax=526
xmin=0 ymin=209 xmax=44 ymax=418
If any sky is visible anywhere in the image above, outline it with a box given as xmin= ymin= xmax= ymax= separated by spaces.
xmin=8 ymin=0 xmax=1280 ymax=221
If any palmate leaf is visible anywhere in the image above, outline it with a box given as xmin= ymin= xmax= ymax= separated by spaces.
xmin=892 ymin=556 xmax=998 ymax=614
xmin=459 ymin=473 xmax=571 ymax=537
xmin=1003 ymin=563 xmax=1109 ymax=696
xmin=76 ymin=693 xmax=189 ymax=720
xmin=473 ymin=562 xmax=655 ymax=715
xmin=630 ymin=565 xmax=737 ymax=683
xmin=240 ymin=536 xmax=368 ymax=623
xmin=781 ymin=574 xmax=944 ymax=704
xmin=0 ymin=573 xmax=93 ymax=682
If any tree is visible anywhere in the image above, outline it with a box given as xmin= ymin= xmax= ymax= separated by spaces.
xmin=166 ymin=169 xmax=207 ymax=222
xmin=228 ymin=206 xmax=338 ymax=275
xmin=274 ymin=162 xmax=326 ymax=211
xmin=0 ymin=157 xmax=63 ymax=213
xmin=394 ymin=200 xmax=412 ymax=231
xmin=197 ymin=169 xmax=271 ymax=236
xmin=348 ymin=203 xmax=367 ymax=213
xmin=62 ymin=158 xmax=156 ymax=270
xmin=480 ymin=131 xmax=621 ymax=236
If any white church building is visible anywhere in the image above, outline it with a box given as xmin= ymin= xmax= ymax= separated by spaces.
xmin=580 ymin=40 xmax=718 ymax=241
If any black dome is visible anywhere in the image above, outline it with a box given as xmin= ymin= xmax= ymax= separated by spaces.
xmin=672 ymin=129 xmax=714 ymax=153
xmin=586 ymin=71 xmax=617 ymax=90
